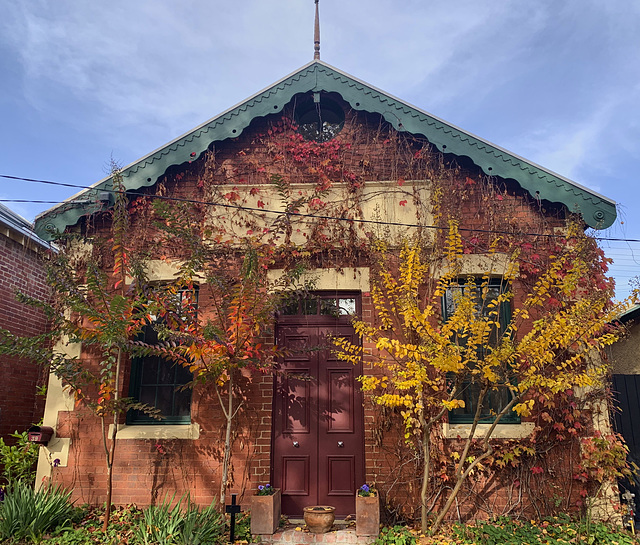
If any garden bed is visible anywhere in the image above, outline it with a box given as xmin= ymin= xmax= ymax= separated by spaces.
xmin=2 ymin=507 xmax=639 ymax=545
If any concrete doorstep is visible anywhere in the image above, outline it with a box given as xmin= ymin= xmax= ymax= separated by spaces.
xmin=256 ymin=519 xmax=376 ymax=545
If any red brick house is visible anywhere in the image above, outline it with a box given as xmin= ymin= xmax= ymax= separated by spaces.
xmin=0 ymin=203 xmax=51 ymax=442
xmin=32 ymin=60 xmax=617 ymax=519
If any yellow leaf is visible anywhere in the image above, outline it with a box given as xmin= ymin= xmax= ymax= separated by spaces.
xmin=442 ymin=399 xmax=465 ymax=411
xmin=513 ymin=399 xmax=535 ymax=417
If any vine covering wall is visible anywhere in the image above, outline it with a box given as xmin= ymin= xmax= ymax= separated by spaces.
xmin=45 ymin=91 xmax=625 ymax=523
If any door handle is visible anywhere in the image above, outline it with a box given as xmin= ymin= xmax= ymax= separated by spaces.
xmin=293 ymin=441 xmax=300 ymax=448
xmin=337 ymin=441 xmax=344 ymax=448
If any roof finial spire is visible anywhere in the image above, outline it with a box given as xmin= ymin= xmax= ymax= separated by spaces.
xmin=313 ymin=0 xmax=320 ymax=60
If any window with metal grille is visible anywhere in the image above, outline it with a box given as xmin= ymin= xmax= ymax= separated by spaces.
xmin=442 ymin=278 xmax=518 ymax=424
xmin=127 ymin=289 xmax=196 ymax=424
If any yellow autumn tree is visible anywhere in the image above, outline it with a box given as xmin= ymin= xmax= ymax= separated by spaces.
xmin=335 ymin=220 xmax=629 ymax=532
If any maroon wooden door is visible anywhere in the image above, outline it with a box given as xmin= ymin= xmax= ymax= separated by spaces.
xmin=272 ymin=296 xmax=364 ymax=517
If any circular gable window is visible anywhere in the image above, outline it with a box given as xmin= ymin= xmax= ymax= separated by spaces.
xmin=296 ymin=95 xmax=345 ymax=142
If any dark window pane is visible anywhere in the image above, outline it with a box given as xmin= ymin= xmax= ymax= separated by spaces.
xmin=141 ymin=358 xmax=159 ymax=384
xmin=302 ymin=298 xmax=318 ymax=315
xmin=157 ymin=360 xmax=175 ymax=384
xmin=175 ymin=364 xmax=192 ymax=384
xmin=489 ymin=387 xmax=514 ymax=415
xmin=174 ymin=389 xmax=192 ymax=417
xmin=281 ymin=294 xmax=358 ymax=317
xmin=141 ymin=326 xmax=159 ymax=344
xmin=296 ymin=99 xmax=345 ymax=143
xmin=320 ymin=299 xmax=339 ymax=316
xmin=139 ymin=386 xmax=156 ymax=407
xmin=281 ymin=299 xmax=300 ymax=315
xmin=156 ymin=386 xmax=175 ymax=416
xmin=451 ymin=381 xmax=480 ymax=419
xmin=444 ymin=286 xmax=462 ymax=318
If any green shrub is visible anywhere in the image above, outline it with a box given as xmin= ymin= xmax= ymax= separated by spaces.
xmin=0 ymin=481 xmax=75 ymax=541
xmin=232 ymin=512 xmax=253 ymax=542
xmin=0 ymin=431 xmax=40 ymax=487
xmin=135 ymin=494 xmax=225 ymax=545
xmin=450 ymin=517 xmax=640 ymax=545
xmin=375 ymin=525 xmax=417 ymax=545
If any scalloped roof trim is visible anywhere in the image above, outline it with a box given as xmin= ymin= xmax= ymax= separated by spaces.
xmin=34 ymin=60 xmax=616 ymax=239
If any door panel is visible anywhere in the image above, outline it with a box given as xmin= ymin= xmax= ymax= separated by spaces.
xmin=281 ymin=456 xmax=310 ymax=495
xmin=273 ymin=320 xmax=363 ymax=517
xmin=326 ymin=368 xmax=355 ymax=432
xmin=327 ymin=456 xmax=355 ymax=494
xmin=282 ymin=371 xmax=311 ymax=434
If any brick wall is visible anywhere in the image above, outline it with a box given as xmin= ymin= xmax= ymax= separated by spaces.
xmin=52 ymin=371 xmax=269 ymax=507
xmin=48 ymin=102 xmax=580 ymax=520
xmin=0 ymin=233 xmax=49 ymax=441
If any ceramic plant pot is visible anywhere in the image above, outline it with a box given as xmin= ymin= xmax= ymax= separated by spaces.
xmin=356 ymin=494 xmax=380 ymax=536
xmin=303 ymin=505 xmax=336 ymax=533
xmin=250 ymin=488 xmax=281 ymax=535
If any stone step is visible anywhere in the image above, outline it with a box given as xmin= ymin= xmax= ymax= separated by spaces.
xmin=256 ymin=520 xmax=376 ymax=545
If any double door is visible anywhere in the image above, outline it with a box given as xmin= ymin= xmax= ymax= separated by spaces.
xmin=272 ymin=322 xmax=364 ymax=516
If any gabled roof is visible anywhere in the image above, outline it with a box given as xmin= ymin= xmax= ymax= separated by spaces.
xmin=34 ymin=60 xmax=616 ymax=239
xmin=0 ymin=202 xmax=52 ymax=251
xmin=615 ymin=304 xmax=640 ymax=325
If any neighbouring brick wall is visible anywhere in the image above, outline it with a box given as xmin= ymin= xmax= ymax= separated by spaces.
xmin=0 ymin=232 xmax=49 ymax=442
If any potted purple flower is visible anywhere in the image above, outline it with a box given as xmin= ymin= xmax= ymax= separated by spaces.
xmin=257 ymin=484 xmax=275 ymax=496
xmin=250 ymin=483 xmax=281 ymax=535
xmin=356 ymin=484 xmax=379 ymax=537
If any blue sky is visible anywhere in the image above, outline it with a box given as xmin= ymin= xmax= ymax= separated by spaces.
xmin=0 ymin=1 xmax=638 ymax=298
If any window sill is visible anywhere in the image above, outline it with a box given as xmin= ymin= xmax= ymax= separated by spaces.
xmin=108 ymin=423 xmax=200 ymax=440
xmin=443 ymin=422 xmax=534 ymax=440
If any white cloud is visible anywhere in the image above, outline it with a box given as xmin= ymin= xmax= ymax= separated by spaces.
xmin=0 ymin=1 xmax=560 ymax=137
xmin=0 ymin=0 xmax=637 ymax=223
xmin=0 ymin=2 xmax=308 ymax=138
xmin=525 ymin=105 xmax=613 ymax=175
xmin=325 ymin=0 xmax=550 ymax=108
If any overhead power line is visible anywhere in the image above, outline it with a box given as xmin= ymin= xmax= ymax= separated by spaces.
xmin=1 ymin=172 xmax=638 ymax=244
xmin=0 ymin=174 xmax=88 ymax=190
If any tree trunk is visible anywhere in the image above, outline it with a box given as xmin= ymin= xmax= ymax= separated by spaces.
xmin=103 ymin=433 xmax=115 ymax=533
xmin=431 ymin=448 xmax=492 ymax=531
xmin=431 ymin=391 xmax=518 ymax=532
xmin=219 ymin=370 xmax=234 ymax=508
xmin=420 ymin=426 xmax=431 ymax=533
xmin=102 ymin=348 xmax=122 ymax=533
